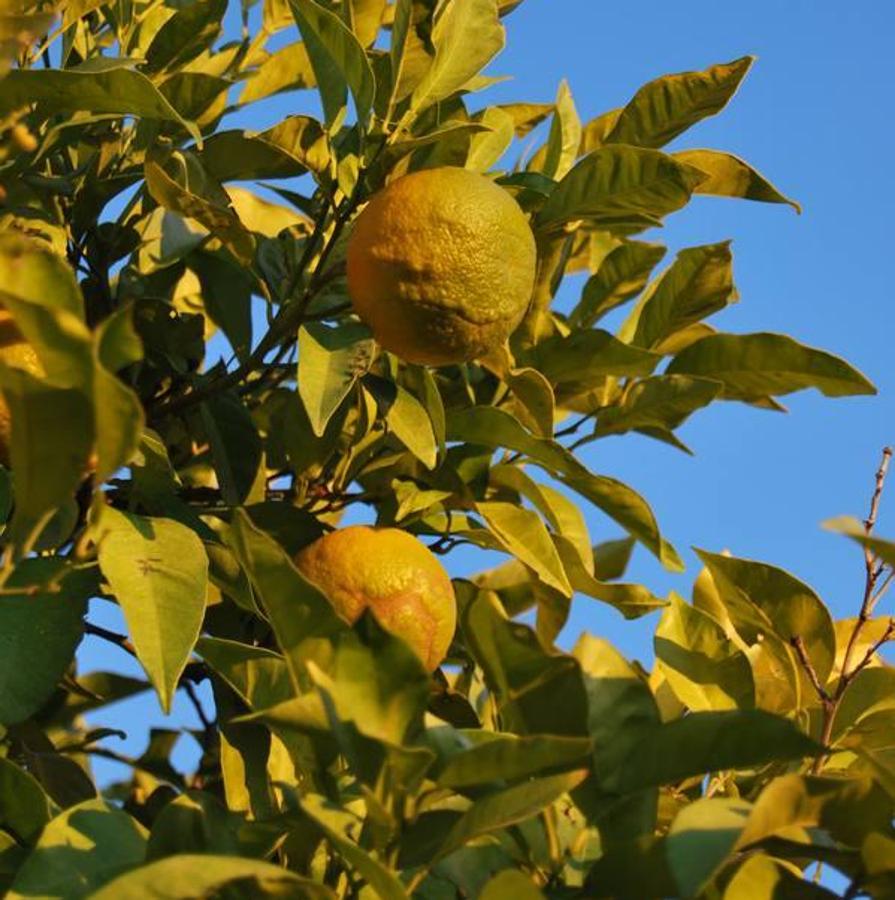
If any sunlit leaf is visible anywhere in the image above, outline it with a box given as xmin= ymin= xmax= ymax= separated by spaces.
xmin=675 ymin=149 xmax=801 ymax=212
xmin=606 ymin=57 xmax=753 ymax=149
xmin=96 ymin=508 xmax=208 ymax=712
xmin=667 ymin=332 xmax=876 ymax=400
xmin=536 ymin=145 xmax=706 ymax=234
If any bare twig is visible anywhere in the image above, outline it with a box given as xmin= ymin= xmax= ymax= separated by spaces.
xmin=837 ymin=446 xmax=893 ymax=688
xmin=791 ymin=447 xmax=894 ymax=774
xmin=84 ymin=621 xmax=137 ymax=658
xmin=789 ymin=635 xmax=832 ymax=706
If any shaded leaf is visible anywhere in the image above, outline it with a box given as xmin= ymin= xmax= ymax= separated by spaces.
xmin=298 ymin=321 xmax=374 ymax=437
xmin=655 ymin=592 xmax=755 ymax=711
xmin=7 ymin=799 xmax=146 ymax=900
xmin=200 ymin=392 xmax=262 ymax=505
xmin=0 ymin=561 xmax=89 ymax=725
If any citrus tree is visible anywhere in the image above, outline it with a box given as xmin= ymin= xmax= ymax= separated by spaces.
xmin=1 ymin=0 xmax=894 ymax=897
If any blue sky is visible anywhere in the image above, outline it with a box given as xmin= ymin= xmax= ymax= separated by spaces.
xmin=81 ymin=0 xmax=894 ymax=782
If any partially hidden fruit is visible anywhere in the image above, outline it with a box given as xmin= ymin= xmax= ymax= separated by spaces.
xmin=294 ymin=525 xmax=456 ymax=670
xmin=0 ymin=309 xmax=42 ymax=466
xmin=347 ymin=166 xmax=537 ymax=366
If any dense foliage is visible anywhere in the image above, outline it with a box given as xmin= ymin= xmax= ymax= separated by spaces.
xmin=0 ymin=0 xmax=892 ymax=897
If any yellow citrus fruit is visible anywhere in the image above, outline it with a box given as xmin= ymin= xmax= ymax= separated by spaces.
xmin=0 ymin=309 xmax=42 ymax=466
xmin=346 ymin=166 xmax=537 ymax=366
xmin=294 ymin=525 xmax=456 ymax=670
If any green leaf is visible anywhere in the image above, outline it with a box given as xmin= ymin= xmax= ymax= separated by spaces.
xmin=570 ymin=241 xmax=667 ymax=327
xmin=490 ymin=464 xmax=592 ymax=573
xmin=738 ymin=773 xmax=894 ymax=850
xmin=666 ymin=797 xmax=752 ymax=898
xmin=606 ymin=56 xmax=753 ymax=149
xmin=408 ymin=0 xmax=505 ymax=116
xmin=0 ymin=561 xmax=89 ymax=725
xmin=92 ymin=305 xmax=145 ymax=481
xmin=476 ymin=500 xmax=572 ymax=596
xmin=555 ymin=536 xmax=666 ymax=619
xmin=595 ymin=375 xmax=722 ymax=439
xmin=466 ymin=106 xmax=515 ymax=172
xmin=200 ymin=392 xmax=263 ymax=505
xmin=298 ymin=321 xmax=374 ymax=437
xmin=87 ymin=854 xmax=333 ymax=900
xmin=696 ymin=549 xmax=837 ymax=691
xmin=144 ymin=154 xmax=255 ymax=267
xmin=823 ymin=516 xmax=895 ymax=568
xmin=529 ymin=78 xmax=581 ymax=181
xmin=7 ymin=799 xmax=147 ymax=900
xmin=288 ymin=0 xmax=375 ymax=129
xmin=0 ymin=757 xmax=53 ymax=845
xmin=447 ymin=406 xmax=682 ymax=570
xmin=463 ymin=589 xmax=589 ymax=736
xmin=666 ymin=332 xmax=876 ymax=400
xmin=144 ymin=0 xmax=226 ymax=73
xmin=522 ymin=329 xmax=661 ymax=386
xmin=629 ymin=242 xmax=737 ymax=349
xmin=675 ymin=149 xmax=801 ymax=212
xmin=436 ymin=733 xmax=592 ymax=788
xmin=200 ymin=116 xmax=329 ymax=182
xmin=723 ymin=854 xmax=839 ymax=900
xmin=96 ymin=508 xmax=208 ymax=713
xmin=0 ymin=66 xmax=200 ymax=144
xmin=299 ymin=794 xmax=409 ymax=899
xmin=386 ymin=384 xmax=438 ymax=469
xmin=655 ymin=592 xmax=755 ymax=711
xmin=146 ymin=792 xmax=244 ymax=859
xmin=239 ymin=42 xmax=316 ymax=105
xmin=226 ymin=509 xmax=344 ymax=689
xmin=198 ymin=637 xmax=294 ymax=711
xmin=602 ymin=709 xmax=820 ymax=793
xmin=1 ymin=374 xmax=93 ymax=554
xmin=480 ymin=870 xmax=545 ymax=900
xmin=436 ymin=768 xmax=588 ymax=861
xmin=535 ymin=146 xmax=707 ymax=234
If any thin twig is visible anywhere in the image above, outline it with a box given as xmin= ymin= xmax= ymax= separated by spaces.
xmin=837 ymin=446 xmax=893 ymax=689
xmin=791 ymin=447 xmax=894 ymax=774
xmin=789 ymin=636 xmax=832 ymax=705
xmin=84 ymin=621 xmax=137 ymax=658
xmin=180 ymin=679 xmax=214 ymax=734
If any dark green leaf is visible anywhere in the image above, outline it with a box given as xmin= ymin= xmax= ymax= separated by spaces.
xmin=201 ymin=392 xmax=262 ymax=505
xmin=7 ymin=799 xmax=146 ymax=900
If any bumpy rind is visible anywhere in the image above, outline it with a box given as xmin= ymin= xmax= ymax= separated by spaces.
xmin=294 ymin=525 xmax=457 ymax=671
xmin=347 ymin=167 xmax=537 ymax=366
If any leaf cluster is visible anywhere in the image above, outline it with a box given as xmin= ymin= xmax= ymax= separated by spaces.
xmin=0 ymin=0 xmax=889 ymax=897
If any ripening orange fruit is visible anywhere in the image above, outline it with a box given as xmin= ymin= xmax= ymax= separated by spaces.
xmin=346 ymin=167 xmax=537 ymax=366
xmin=294 ymin=525 xmax=456 ymax=670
